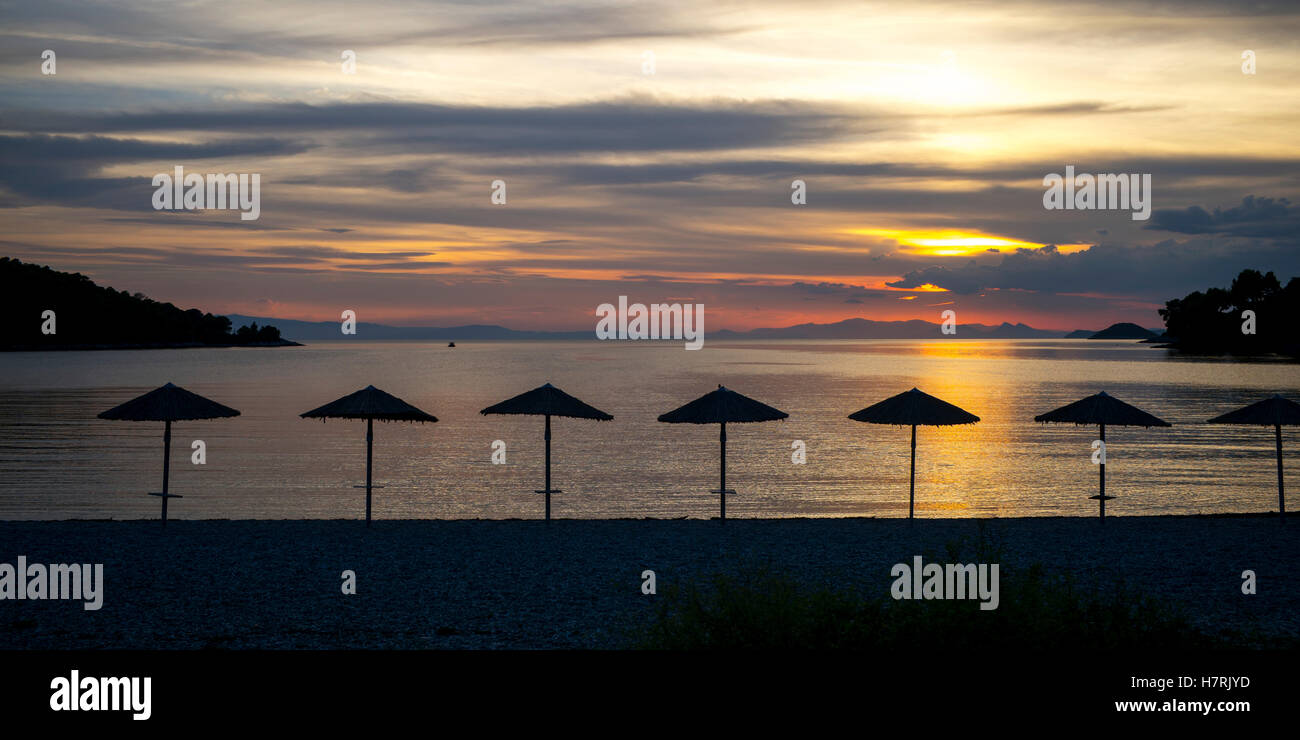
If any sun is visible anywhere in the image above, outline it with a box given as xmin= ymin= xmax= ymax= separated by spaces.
xmin=847 ymin=228 xmax=1091 ymax=257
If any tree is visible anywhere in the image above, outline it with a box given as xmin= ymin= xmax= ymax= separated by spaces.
xmin=1160 ymin=269 xmax=1298 ymax=357
xmin=0 ymin=257 xmax=286 ymax=348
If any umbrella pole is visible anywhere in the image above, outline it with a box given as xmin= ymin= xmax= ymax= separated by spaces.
xmin=720 ymin=422 xmax=727 ymax=522
xmin=1098 ymin=424 xmax=1106 ymax=522
xmin=365 ymin=418 xmax=373 ymax=527
xmin=1277 ymin=423 xmax=1286 ymax=519
xmin=545 ymin=414 xmax=552 ymax=522
xmin=909 ymin=425 xmax=916 ymax=520
xmin=161 ymin=420 xmax=171 ymax=525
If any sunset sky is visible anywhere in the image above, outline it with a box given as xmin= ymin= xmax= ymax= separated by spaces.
xmin=2 ymin=0 xmax=1298 ymax=331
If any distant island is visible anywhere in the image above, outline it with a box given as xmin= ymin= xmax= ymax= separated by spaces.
xmin=717 ymin=318 xmax=1059 ymax=340
xmin=0 ymin=258 xmax=298 ymax=351
xmin=1064 ymin=324 xmax=1164 ymax=339
xmin=1159 ymin=269 xmax=1299 ymax=358
xmin=1087 ymin=322 xmax=1160 ymax=340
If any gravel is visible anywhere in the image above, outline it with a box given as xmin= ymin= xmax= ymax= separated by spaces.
xmin=1 ymin=516 xmax=1295 ymax=649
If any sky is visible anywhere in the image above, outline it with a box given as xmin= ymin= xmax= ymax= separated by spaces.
xmin=1 ymin=0 xmax=1298 ymax=332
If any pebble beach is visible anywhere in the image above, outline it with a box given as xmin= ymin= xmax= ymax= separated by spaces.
xmin=1 ymin=515 xmax=1295 ymax=649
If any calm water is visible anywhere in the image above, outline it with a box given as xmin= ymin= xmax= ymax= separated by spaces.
xmin=0 ymin=339 xmax=1295 ymax=520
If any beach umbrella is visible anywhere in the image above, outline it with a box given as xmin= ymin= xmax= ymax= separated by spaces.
xmin=1034 ymin=391 xmax=1171 ymax=521
xmin=300 ymin=385 xmax=437 ymax=526
xmin=658 ymin=385 xmax=788 ymax=521
xmin=480 ymin=382 xmax=613 ymax=521
xmin=1208 ymin=394 xmax=1300 ymax=518
xmin=847 ymin=388 xmax=979 ymax=519
xmin=97 ymin=382 xmax=240 ymax=524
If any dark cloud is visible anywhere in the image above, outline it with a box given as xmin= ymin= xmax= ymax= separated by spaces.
xmin=0 ymin=133 xmax=309 ymax=208
xmin=279 ymin=165 xmax=445 ymax=192
xmin=8 ymin=102 xmax=1243 ymax=165
xmin=0 ymin=133 xmax=305 ymax=164
xmin=888 ymin=264 xmax=992 ymax=294
xmin=886 ymin=234 xmax=1300 ymax=298
xmin=941 ymin=102 xmax=1176 ymax=118
xmin=262 ymin=246 xmax=436 ymax=262
xmin=1147 ymin=195 xmax=1300 ymax=237
xmin=2 ymin=99 xmax=864 ymax=155
xmin=0 ymin=244 xmax=445 ymax=272
xmin=789 ymin=281 xmax=903 ymax=303
xmin=103 ymin=216 xmax=292 ymax=230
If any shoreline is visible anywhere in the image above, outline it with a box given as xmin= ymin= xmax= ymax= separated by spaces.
xmin=0 ymin=511 xmax=1286 ymax=523
xmin=0 ymin=340 xmax=302 ymax=352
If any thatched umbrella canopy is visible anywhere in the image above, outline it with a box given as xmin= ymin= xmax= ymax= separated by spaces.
xmin=480 ymin=382 xmax=613 ymax=520
xmin=1208 ymin=394 xmax=1300 ymax=518
xmin=848 ymin=388 xmax=979 ymax=519
xmin=98 ymin=382 xmax=240 ymax=524
xmin=301 ymin=385 xmax=437 ymax=525
xmin=1034 ymin=391 xmax=1171 ymax=521
xmin=658 ymin=385 xmax=788 ymax=521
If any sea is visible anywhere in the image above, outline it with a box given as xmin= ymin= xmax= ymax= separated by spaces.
xmin=0 ymin=339 xmax=1295 ymax=520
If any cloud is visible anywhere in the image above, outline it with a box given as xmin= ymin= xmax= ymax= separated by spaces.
xmin=0 ymin=133 xmax=306 ymax=164
xmin=0 ymin=133 xmax=310 ymax=208
xmin=888 ymin=265 xmax=987 ymax=294
xmin=885 ymin=232 xmax=1300 ymax=299
xmin=0 ymin=0 xmax=752 ymax=66
xmin=1147 ymin=195 xmax=1300 ymax=238
xmin=4 ymin=99 xmax=867 ymax=154
xmin=103 ymin=216 xmax=293 ymax=230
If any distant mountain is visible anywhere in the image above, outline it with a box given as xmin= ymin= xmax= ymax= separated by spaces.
xmin=1088 ymin=322 xmax=1159 ymax=340
xmin=231 ymin=314 xmax=1069 ymax=342
xmin=713 ymin=318 xmax=1062 ymax=339
xmin=1 ymin=258 xmax=297 ymax=351
xmin=1064 ymin=329 xmax=1095 ymax=339
xmin=226 ymin=315 xmax=592 ymax=341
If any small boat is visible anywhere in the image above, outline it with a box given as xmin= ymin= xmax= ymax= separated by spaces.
xmin=448 ymin=341 xmax=456 ymax=347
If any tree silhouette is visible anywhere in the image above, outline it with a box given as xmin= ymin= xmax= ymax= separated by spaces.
xmin=1160 ymin=269 xmax=1298 ymax=357
xmin=1 ymin=257 xmax=287 ymax=349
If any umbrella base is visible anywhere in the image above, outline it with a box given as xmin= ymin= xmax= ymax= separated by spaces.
xmin=709 ymin=490 xmax=737 ymax=522
xmin=1088 ymin=494 xmax=1115 ymax=501
xmin=148 ymin=491 xmax=182 ymax=525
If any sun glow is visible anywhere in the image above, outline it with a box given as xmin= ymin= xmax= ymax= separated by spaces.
xmin=848 ymin=228 xmax=1091 ymax=257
